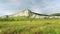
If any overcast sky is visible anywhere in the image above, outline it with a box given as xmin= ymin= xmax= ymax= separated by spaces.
xmin=0 ymin=0 xmax=60 ymax=16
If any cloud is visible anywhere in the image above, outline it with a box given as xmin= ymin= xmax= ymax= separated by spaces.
xmin=0 ymin=10 xmax=16 ymax=16
xmin=0 ymin=0 xmax=60 ymax=16
xmin=0 ymin=0 xmax=22 ymax=10
xmin=30 ymin=5 xmax=43 ymax=14
xmin=42 ymin=0 xmax=60 ymax=14
xmin=0 ymin=0 xmax=25 ymax=16
xmin=30 ymin=0 xmax=60 ymax=14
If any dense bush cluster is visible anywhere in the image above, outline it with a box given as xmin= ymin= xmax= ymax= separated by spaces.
xmin=0 ymin=16 xmax=35 ymax=21
xmin=0 ymin=17 xmax=27 ymax=21
xmin=0 ymin=16 xmax=59 ymax=21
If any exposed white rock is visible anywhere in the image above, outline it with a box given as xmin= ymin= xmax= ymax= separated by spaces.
xmin=1 ymin=9 xmax=60 ymax=18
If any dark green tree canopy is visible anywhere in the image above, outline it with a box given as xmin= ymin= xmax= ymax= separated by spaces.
xmin=50 ymin=13 xmax=60 ymax=16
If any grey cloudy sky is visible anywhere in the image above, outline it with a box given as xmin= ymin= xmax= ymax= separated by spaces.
xmin=0 ymin=0 xmax=60 ymax=16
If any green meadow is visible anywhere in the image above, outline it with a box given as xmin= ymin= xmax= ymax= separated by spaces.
xmin=0 ymin=17 xmax=60 ymax=34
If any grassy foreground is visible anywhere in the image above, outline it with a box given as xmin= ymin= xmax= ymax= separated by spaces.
xmin=0 ymin=19 xmax=60 ymax=34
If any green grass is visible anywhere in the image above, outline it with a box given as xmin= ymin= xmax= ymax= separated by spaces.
xmin=0 ymin=19 xmax=60 ymax=34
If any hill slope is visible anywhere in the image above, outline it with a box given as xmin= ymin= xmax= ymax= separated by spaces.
xmin=50 ymin=13 xmax=60 ymax=16
xmin=1 ymin=9 xmax=48 ymax=18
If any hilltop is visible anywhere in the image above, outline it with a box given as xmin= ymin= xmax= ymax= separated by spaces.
xmin=1 ymin=9 xmax=48 ymax=18
xmin=1 ymin=9 xmax=60 ymax=18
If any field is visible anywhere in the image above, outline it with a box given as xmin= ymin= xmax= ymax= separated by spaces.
xmin=0 ymin=18 xmax=60 ymax=34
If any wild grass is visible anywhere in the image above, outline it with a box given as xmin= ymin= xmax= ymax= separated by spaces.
xmin=0 ymin=18 xmax=60 ymax=34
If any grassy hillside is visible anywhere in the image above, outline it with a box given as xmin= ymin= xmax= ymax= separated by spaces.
xmin=0 ymin=18 xmax=60 ymax=34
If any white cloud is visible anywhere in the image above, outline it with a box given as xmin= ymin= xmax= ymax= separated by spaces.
xmin=30 ymin=5 xmax=43 ymax=14
xmin=0 ymin=0 xmax=60 ymax=16
xmin=0 ymin=0 xmax=22 ymax=10
xmin=0 ymin=10 xmax=14 ymax=16
xmin=0 ymin=0 xmax=22 ymax=16
xmin=30 ymin=0 xmax=60 ymax=14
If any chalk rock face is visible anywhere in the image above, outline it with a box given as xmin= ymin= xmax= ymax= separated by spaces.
xmin=12 ymin=9 xmax=32 ymax=17
xmin=11 ymin=9 xmax=43 ymax=18
xmin=1 ymin=9 xmax=48 ymax=18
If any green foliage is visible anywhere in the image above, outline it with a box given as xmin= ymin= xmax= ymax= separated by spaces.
xmin=0 ymin=19 xmax=60 ymax=34
xmin=0 ymin=16 xmax=30 ymax=21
